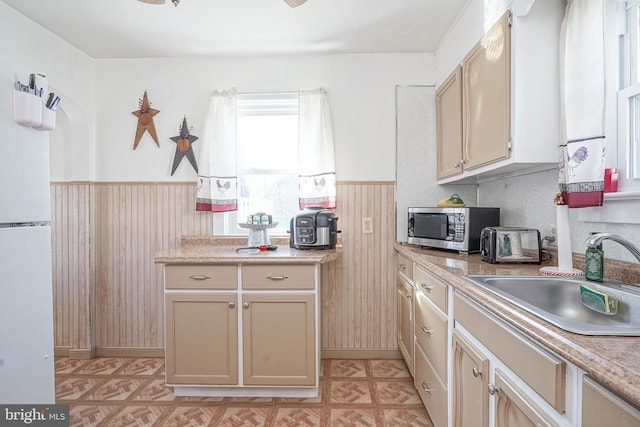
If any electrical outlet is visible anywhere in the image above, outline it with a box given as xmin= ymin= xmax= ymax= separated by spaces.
xmin=362 ymin=217 xmax=374 ymax=234
xmin=550 ymin=224 xmax=557 ymax=238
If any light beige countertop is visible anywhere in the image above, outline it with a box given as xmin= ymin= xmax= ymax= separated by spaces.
xmin=396 ymin=243 xmax=640 ymax=407
xmin=155 ymin=236 xmax=341 ymax=265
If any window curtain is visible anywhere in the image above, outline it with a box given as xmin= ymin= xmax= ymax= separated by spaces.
xmin=297 ymin=88 xmax=337 ymax=209
xmin=558 ymin=0 xmax=606 ymax=208
xmin=196 ymin=89 xmax=239 ymax=212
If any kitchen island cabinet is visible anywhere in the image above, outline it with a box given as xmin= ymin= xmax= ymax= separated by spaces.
xmin=156 ymin=238 xmax=340 ymax=398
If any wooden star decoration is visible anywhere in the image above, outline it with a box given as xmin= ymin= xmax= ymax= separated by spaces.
xmin=131 ymin=90 xmax=160 ymax=149
xmin=170 ymin=116 xmax=199 ymax=175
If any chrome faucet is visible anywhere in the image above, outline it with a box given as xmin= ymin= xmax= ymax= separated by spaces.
xmin=585 ymin=233 xmax=640 ymax=263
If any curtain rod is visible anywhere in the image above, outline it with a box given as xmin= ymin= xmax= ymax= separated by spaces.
xmin=237 ymin=87 xmax=327 ymax=96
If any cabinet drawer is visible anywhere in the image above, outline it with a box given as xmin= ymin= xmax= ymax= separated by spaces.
xmin=165 ymin=265 xmax=237 ymax=290
xmin=415 ymin=344 xmax=448 ymax=427
xmin=396 ymin=253 xmax=413 ymax=281
xmin=454 ymin=293 xmax=566 ymax=413
xmin=582 ymin=376 xmax=640 ymax=427
xmin=414 ymin=265 xmax=448 ymax=314
xmin=415 ymin=291 xmax=447 ymax=381
xmin=242 ymin=264 xmax=315 ymax=290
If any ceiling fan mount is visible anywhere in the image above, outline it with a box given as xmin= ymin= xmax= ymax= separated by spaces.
xmin=137 ymin=0 xmax=308 ymax=7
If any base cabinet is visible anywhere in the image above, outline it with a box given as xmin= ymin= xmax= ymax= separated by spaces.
xmin=397 ymin=253 xmax=414 ymax=375
xmin=163 ymin=263 xmax=319 ymax=396
xmin=453 ymin=292 xmax=565 ymax=427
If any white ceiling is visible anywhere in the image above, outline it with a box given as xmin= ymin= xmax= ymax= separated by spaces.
xmin=0 ymin=0 xmax=468 ymax=58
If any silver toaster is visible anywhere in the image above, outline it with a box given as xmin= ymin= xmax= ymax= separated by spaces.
xmin=480 ymin=227 xmax=541 ymax=264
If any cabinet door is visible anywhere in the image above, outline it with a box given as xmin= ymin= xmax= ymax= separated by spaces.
xmin=165 ymin=293 xmax=238 ymax=385
xmin=494 ymin=369 xmax=558 ymax=427
xmin=436 ymin=66 xmax=464 ymax=179
xmin=453 ymin=330 xmax=489 ymax=427
xmin=242 ymin=293 xmax=316 ymax=386
xmin=397 ymin=275 xmax=414 ymax=375
xmin=462 ymin=11 xmax=511 ymax=171
xmin=582 ymin=376 xmax=640 ymax=427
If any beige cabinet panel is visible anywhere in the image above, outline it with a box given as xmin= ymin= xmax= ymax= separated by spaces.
xmin=165 ymin=265 xmax=237 ymax=290
xmin=414 ymin=265 xmax=448 ymax=314
xmin=454 ymin=293 xmax=565 ymax=413
xmin=494 ymin=369 xmax=558 ymax=427
xmin=415 ymin=290 xmax=447 ymax=381
xmin=453 ymin=330 xmax=489 ymax=427
xmin=165 ymin=293 xmax=238 ymax=385
xmin=436 ymin=66 xmax=464 ymax=179
xmin=397 ymin=274 xmax=414 ymax=375
xmin=462 ymin=11 xmax=511 ymax=171
xmin=242 ymin=264 xmax=315 ymax=290
xmin=415 ymin=344 xmax=448 ymax=427
xmin=396 ymin=252 xmax=413 ymax=281
xmin=242 ymin=293 xmax=315 ymax=386
xmin=582 ymin=376 xmax=640 ymax=427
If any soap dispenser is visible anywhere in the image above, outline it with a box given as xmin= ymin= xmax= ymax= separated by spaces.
xmin=585 ymin=233 xmax=604 ymax=282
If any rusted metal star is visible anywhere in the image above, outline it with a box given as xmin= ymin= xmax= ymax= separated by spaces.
xmin=169 ymin=116 xmax=198 ymax=175
xmin=131 ymin=90 xmax=160 ymax=149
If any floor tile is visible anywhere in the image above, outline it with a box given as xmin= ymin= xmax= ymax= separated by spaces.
xmin=329 ymin=408 xmax=377 ymax=426
xmin=83 ymin=378 xmax=146 ymax=401
xmin=329 ymin=360 xmax=367 ymax=378
xmin=273 ymin=407 xmax=322 ymax=426
xmin=131 ymin=378 xmax=176 ymax=402
xmin=68 ymin=404 xmax=119 ymax=427
xmin=216 ymin=407 xmax=272 ymax=426
xmin=115 ymin=357 xmax=164 ymax=376
xmin=375 ymin=380 xmax=422 ymax=405
xmin=329 ymin=380 xmax=372 ymax=404
xmin=381 ymin=408 xmax=433 ymax=426
xmin=369 ymin=360 xmax=411 ymax=378
xmin=56 ymin=377 xmax=104 ymax=401
xmin=161 ymin=406 xmax=218 ymax=427
xmin=75 ymin=357 xmax=130 ymax=375
xmin=102 ymin=405 xmax=168 ymax=427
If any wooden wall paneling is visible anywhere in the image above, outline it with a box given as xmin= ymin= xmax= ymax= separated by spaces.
xmin=52 ymin=181 xmax=394 ymax=355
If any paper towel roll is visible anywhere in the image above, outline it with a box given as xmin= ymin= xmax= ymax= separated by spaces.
xmin=556 ymin=204 xmax=573 ymax=271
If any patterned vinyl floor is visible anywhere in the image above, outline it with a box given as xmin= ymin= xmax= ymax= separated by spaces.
xmin=55 ymin=357 xmax=434 ymax=426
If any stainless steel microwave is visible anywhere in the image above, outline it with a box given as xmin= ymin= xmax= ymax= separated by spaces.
xmin=407 ymin=207 xmax=500 ymax=253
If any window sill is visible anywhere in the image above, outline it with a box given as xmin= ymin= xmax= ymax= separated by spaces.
xmin=578 ymin=191 xmax=640 ymax=224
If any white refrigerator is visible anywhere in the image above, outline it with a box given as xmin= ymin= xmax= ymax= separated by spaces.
xmin=0 ymin=61 xmax=55 ymax=403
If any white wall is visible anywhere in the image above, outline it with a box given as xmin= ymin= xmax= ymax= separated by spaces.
xmin=0 ymin=2 xmax=95 ymax=182
xmin=94 ymin=53 xmax=435 ymax=182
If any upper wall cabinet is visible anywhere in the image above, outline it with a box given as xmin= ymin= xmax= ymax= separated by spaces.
xmin=436 ymin=0 xmax=564 ymax=184
xmin=436 ymin=66 xmax=464 ymax=179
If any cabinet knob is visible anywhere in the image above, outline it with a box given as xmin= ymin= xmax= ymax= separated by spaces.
xmin=405 ymin=293 xmax=412 ymax=299
xmin=228 ymin=302 xmax=236 ymax=309
xmin=243 ymin=302 xmax=250 ymax=309
xmin=420 ymin=283 xmax=432 ymax=293
xmin=399 ymin=264 xmax=407 ymax=270
xmin=472 ymin=367 xmax=482 ymax=378
xmin=488 ymin=383 xmax=497 ymax=395
xmin=454 ymin=162 xmax=461 ymax=169
xmin=420 ymin=325 xmax=433 ymax=336
xmin=421 ymin=381 xmax=433 ymax=394
xmin=189 ymin=275 xmax=211 ymax=280
xmin=266 ymin=275 xmax=289 ymax=281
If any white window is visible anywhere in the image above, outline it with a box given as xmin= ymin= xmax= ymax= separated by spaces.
xmin=215 ymin=93 xmax=301 ymax=235
xmin=616 ymin=0 xmax=640 ymax=190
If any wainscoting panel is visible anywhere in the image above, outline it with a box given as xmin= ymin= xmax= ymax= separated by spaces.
xmin=51 ymin=183 xmax=93 ymax=352
xmin=51 ymin=181 xmax=397 ymax=355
